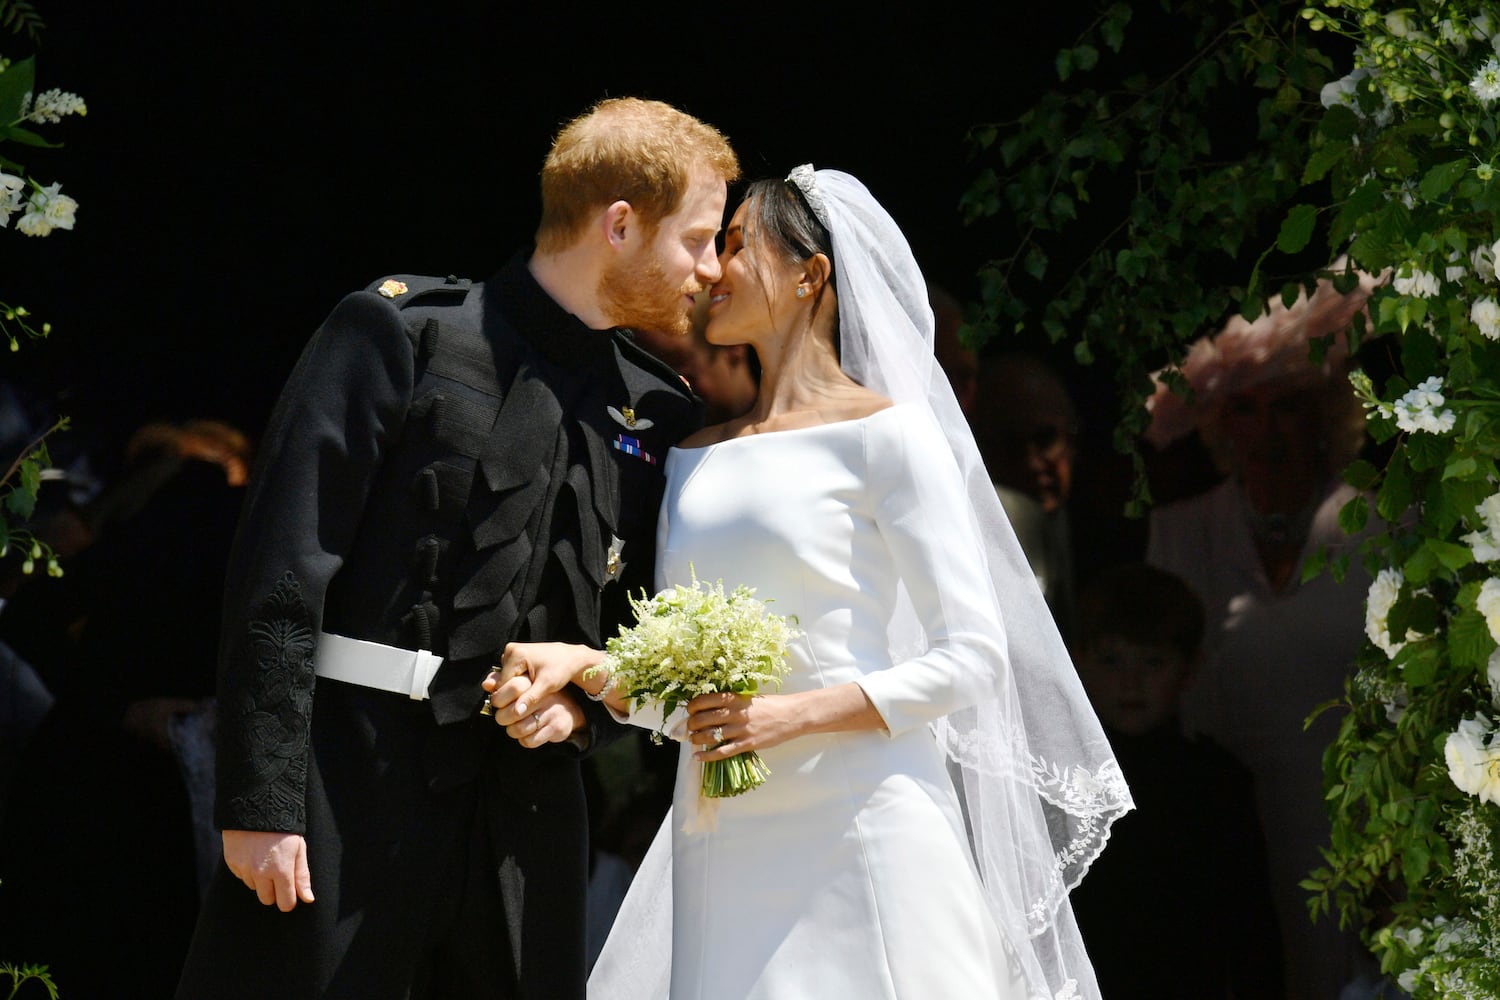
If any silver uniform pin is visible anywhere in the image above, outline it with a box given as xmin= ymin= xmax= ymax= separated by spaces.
xmin=604 ymin=535 xmax=627 ymax=583
xmin=607 ymin=405 xmax=654 ymax=430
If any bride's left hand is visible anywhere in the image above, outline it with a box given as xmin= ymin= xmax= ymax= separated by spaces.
xmin=685 ymin=691 xmax=801 ymax=761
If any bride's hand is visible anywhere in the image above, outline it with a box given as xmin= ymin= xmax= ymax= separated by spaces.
xmin=685 ymin=691 xmax=800 ymax=761
xmin=484 ymin=641 xmax=603 ymax=727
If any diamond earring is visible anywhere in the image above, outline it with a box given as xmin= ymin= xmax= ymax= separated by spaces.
xmin=795 ymin=287 xmax=808 ymax=299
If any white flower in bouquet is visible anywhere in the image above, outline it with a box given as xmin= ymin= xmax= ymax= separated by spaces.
xmin=23 ymin=88 xmax=87 ymax=124
xmin=1473 ymin=297 xmax=1500 ymax=340
xmin=1393 ymin=376 xmax=1456 ymax=434
xmin=0 ymin=172 xmax=24 ymax=227
xmin=1444 ymin=714 xmax=1500 ymax=806
xmin=1320 ymin=68 xmax=1369 ymax=110
xmin=595 ymin=573 xmax=800 ymax=798
xmin=1445 ymin=251 xmax=1468 ymax=283
xmin=1471 ymin=57 xmax=1500 ymax=104
xmin=16 ymin=183 xmax=78 ymax=237
xmin=1479 ymin=577 xmax=1500 ymax=644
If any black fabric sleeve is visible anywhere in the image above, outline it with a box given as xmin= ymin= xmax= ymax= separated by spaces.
xmin=214 ymin=291 xmax=415 ymax=833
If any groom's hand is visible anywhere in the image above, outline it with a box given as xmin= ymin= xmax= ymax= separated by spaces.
xmin=484 ymin=641 xmax=598 ymax=720
xmin=484 ymin=642 xmax=600 ymax=747
xmin=222 ymin=829 xmax=314 ymax=911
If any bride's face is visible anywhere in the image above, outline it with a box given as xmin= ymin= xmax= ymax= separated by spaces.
xmin=703 ymin=202 xmax=801 ymax=349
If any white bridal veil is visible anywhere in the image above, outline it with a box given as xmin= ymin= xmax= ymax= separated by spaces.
xmin=589 ymin=167 xmax=1132 ymax=1000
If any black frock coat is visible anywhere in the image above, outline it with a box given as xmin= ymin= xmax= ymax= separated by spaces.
xmin=176 ymin=256 xmax=699 ymax=1000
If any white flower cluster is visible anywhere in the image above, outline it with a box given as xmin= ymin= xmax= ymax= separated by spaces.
xmin=1393 ymin=376 xmax=1456 ymax=433
xmin=1365 ymin=567 xmax=1426 ymax=657
xmin=1475 ymin=241 xmax=1499 ymax=282
xmin=1465 ymin=493 xmax=1500 ymax=563
xmin=1474 ymin=297 xmax=1500 ymax=340
xmin=1393 ymin=266 xmax=1441 ymax=298
xmin=599 ymin=575 xmax=801 ymax=737
xmin=1473 ymin=57 xmax=1500 ymax=104
xmin=1392 ymin=915 xmax=1490 ymax=996
xmin=1446 ymin=713 xmax=1500 ymax=806
xmin=20 ymin=88 xmax=87 ymax=124
xmin=0 ymin=176 xmax=78 ymax=237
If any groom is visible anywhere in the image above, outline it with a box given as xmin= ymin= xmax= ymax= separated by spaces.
xmin=176 ymin=98 xmax=738 ymax=999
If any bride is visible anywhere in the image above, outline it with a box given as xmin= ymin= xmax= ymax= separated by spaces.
xmin=486 ymin=166 xmax=1131 ymax=999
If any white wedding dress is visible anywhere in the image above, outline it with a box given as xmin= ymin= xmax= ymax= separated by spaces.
xmin=593 ymin=405 xmax=1032 ymax=999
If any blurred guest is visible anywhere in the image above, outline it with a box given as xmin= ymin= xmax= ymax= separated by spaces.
xmin=1144 ymin=266 xmax=1383 ymax=1000
xmin=0 ymin=419 xmax=250 ymax=998
xmin=634 ymin=293 xmax=757 ymax=424
xmin=1069 ymin=563 xmax=1283 ymax=999
xmin=929 ymin=284 xmax=977 ymax=414
xmin=973 ymin=352 xmax=1079 ymax=638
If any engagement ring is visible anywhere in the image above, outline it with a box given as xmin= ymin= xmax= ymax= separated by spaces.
xmin=712 ymin=726 xmax=724 ymax=744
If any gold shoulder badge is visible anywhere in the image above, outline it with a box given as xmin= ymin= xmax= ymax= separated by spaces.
xmin=378 ymin=279 xmax=409 ymax=299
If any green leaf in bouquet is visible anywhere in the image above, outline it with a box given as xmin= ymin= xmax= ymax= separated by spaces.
xmin=1277 ymin=203 xmax=1318 ymax=254
xmin=0 ymin=54 xmax=34 ymax=125
xmin=0 ymin=123 xmax=59 ymax=149
xmin=1418 ymin=159 xmax=1470 ymax=202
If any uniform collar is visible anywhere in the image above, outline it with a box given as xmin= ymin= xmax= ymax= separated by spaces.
xmin=488 ymin=251 xmax=620 ymax=372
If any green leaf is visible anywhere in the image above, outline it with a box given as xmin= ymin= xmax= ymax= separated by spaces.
xmin=3 ymin=487 xmax=35 ymax=521
xmin=1302 ymin=142 xmax=1350 ymax=185
xmin=1024 ymin=246 xmax=1048 ymax=281
xmin=1448 ymin=608 xmax=1497 ymax=671
xmin=1429 ymin=540 xmax=1473 ymax=573
xmin=1055 ymin=48 xmax=1073 ymax=81
xmin=1277 ymin=204 xmax=1318 ymax=254
xmin=1101 ymin=4 xmax=1131 ymax=52
xmin=0 ymin=124 xmax=60 ymax=149
xmin=0 ymin=54 xmax=35 ymax=125
xmin=1339 ymin=495 xmax=1369 ymax=535
xmin=1343 ymin=460 xmax=1379 ymax=491
xmin=1418 ymin=158 xmax=1471 ymax=201
xmin=1073 ymin=45 xmax=1099 ymax=73
xmin=1377 ymin=458 xmax=1414 ymax=522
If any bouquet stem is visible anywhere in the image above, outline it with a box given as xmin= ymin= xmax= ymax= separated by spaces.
xmin=701 ymin=750 xmax=772 ymax=798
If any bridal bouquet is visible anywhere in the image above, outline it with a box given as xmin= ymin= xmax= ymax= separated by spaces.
xmin=594 ymin=573 xmax=799 ymax=798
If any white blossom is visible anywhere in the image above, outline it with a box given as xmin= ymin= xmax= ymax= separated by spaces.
xmin=1385 ymin=11 xmax=1413 ymax=37
xmin=0 ymin=172 xmax=23 ymax=227
xmin=1367 ymin=568 xmax=1418 ymax=657
xmin=15 ymin=182 xmax=77 ymax=237
xmin=1447 ymin=251 xmax=1469 ymax=283
xmin=1466 ymin=493 xmax=1500 ymax=562
xmin=1480 ymin=577 xmax=1500 ymax=644
xmin=1393 ymin=376 xmax=1457 ymax=434
xmin=1320 ymin=68 xmax=1369 ymax=111
xmin=23 ymin=88 xmax=86 ymax=124
xmin=1393 ymin=267 xmax=1441 ymax=298
xmin=1445 ymin=714 xmax=1500 ymax=806
xmin=1474 ymin=297 xmax=1500 ymax=340
xmin=1475 ymin=241 xmax=1498 ymax=282
xmin=1472 ymin=58 xmax=1500 ymax=104
xmin=1441 ymin=18 xmax=1470 ymax=50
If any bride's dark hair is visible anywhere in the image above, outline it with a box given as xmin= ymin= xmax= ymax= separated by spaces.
xmin=739 ymin=178 xmax=839 ymax=336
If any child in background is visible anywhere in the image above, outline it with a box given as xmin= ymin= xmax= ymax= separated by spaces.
xmin=1068 ymin=563 xmax=1285 ymax=999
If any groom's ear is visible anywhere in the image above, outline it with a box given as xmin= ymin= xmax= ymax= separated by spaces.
xmin=602 ymin=200 xmax=634 ymax=250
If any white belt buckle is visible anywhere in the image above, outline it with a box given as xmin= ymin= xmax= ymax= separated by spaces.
xmin=410 ymin=649 xmax=442 ymax=700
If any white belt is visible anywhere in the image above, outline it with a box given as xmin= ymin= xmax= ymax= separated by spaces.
xmin=314 ymin=632 xmax=444 ymax=701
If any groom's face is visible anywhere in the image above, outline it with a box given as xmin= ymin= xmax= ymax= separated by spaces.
xmin=599 ymin=163 xmax=727 ymax=337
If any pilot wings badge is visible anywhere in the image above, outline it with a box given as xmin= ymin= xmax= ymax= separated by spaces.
xmin=607 ymin=405 xmax=654 ymax=431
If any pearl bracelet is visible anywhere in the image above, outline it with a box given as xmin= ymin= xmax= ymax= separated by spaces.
xmin=585 ymin=668 xmax=617 ymax=702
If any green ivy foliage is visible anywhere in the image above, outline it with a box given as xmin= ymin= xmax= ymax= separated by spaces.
xmin=962 ymin=0 xmax=1337 ymax=516
xmin=968 ymin=1 xmax=1500 ymax=993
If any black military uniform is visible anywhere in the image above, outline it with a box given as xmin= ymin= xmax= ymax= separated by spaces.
xmin=177 ymin=255 xmax=699 ymax=999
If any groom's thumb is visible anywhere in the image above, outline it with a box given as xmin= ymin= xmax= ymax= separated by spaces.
xmin=296 ymin=839 xmax=315 ymax=904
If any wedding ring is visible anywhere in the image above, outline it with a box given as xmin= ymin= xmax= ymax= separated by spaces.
xmin=712 ymin=726 xmax=724 ymax=744
xmin=532 ymin=712 xmax=542 ymax=730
